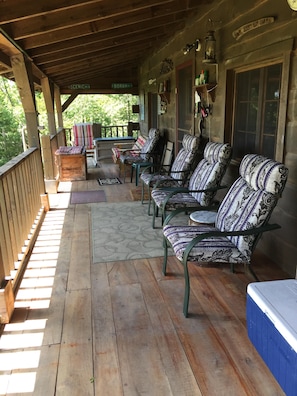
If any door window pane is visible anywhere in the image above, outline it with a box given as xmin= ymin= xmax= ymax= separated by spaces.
xmin=233 ymin=63 xmax=282 ymax=160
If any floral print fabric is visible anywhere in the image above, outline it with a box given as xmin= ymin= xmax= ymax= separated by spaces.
xmin=152 ymin=142 xmax=232 ymax=211
xmin=163 ymin=154 xmax=288 ymax=264
xmin=140 ymin=134 xmax=199 ymax=188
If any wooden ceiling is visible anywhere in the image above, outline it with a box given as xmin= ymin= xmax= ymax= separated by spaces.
xmin=0 ymin=0 xmax=211 ymax=94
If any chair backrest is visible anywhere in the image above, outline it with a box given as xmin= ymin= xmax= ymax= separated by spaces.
xmin=159 ymin=140 xmax=174 ymax=171
xmin=140 ymin=128 xmax=160 ymax=160
xmin=130 ymin=135 xmax=147 ymax=157
xmin=216 ymin=154 xmax=288 ymax=260
xmin=169 ymin=134 xmax=199 ymax=182
xmin=72 ymin=123 xmax=101 ymax=149
xmin=188 ymin=142 xmax=232 ymax=205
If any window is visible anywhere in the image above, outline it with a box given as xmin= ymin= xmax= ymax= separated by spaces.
xmin=176 ymin=61 xmax=193 ymax=152
xmin=233 ymin=63 xmax=282 ymax=160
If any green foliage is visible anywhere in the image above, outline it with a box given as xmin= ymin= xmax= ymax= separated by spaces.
xmin=61 ymin=94 xmax=139 ymax=128
xmin=0 ymin=75 xmax=139 ymax=166
xmin=0 ymin=77 xmax=24 ymax=166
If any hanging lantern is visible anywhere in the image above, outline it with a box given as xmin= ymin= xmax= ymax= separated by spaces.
xmin=203 ymin=30 xmax=216 ymax=64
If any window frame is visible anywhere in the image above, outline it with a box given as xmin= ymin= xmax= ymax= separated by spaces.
xmin=224 ymin=38 xmax=292 ymax=163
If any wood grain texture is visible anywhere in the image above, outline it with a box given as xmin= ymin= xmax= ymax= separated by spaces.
xmin=0 ymin=163 xmax=287 ymax=395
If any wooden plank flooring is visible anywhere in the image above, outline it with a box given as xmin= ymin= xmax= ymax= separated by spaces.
xmin=0 ymin=161 xmax=289 ymax=395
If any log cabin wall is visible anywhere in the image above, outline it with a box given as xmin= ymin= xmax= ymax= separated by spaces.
xmin=138 ymin=0 xmax=297 ymax=276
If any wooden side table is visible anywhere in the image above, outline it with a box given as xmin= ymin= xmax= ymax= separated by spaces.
xmin=55 ymin=146 xmax=87 ymax=181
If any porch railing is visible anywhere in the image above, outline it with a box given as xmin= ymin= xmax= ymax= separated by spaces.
xmin=0 ymin=123 xmax=138 ymax=302
xmin=101 ymin=125 xmax=128 ymax=137
xmin=101 ymin=122 xmax=140 ymax=138
xmin=0 ymin=147 xmax=45 ymax=296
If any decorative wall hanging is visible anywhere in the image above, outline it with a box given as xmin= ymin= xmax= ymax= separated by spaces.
xmin=232 ymin=17 xmax=275 ymax=41
xmin=160 ymin=58 xmax=173 ymax=75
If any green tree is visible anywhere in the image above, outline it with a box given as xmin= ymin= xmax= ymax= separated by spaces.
xmin=61 ymin=94 xmax=139 ymax=128
xmin=0 ymin=77 xmax=24 ymax=166
xmin=1 ymin=77 xmax=139 ymax=166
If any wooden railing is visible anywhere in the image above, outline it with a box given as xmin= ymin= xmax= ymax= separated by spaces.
xmin=101 ymin=125 xmax=128 ymax=137
xmin=1 ymin=123 xmax=138 ymax=298
xmin=41 ymin=128 xmax=66 ymax=185
xmin=0 ymin=147 xmax=46 ymax=296
xmin=101 ymin=122 xmax=140 ymax=138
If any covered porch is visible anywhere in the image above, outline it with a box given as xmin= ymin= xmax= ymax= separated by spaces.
xmin=0 ymin=1 xmax=296 ymax=393
xmin=0 ymin=158 xmax=288 ymax=395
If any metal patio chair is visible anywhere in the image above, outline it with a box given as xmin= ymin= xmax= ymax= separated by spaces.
xmin=140 ymin=134 xmax=200 ymax=215
xmin=151 ymin=142 xmax=232 ymax=228
xmin=162 ymin=154 xmax=288 ymax=317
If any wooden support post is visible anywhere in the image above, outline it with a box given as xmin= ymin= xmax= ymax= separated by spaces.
xmin=41 ymin=76 xmax=57 ymax=136
xmin=55 ymin=85 xmax=64 ymax=129
xmin=0 ymin=279 xmax=14 ymax=324
xmin=40 ymin=194 xmax=50 ymax=212
xmin=11 ymin=53 xmax=40 ymax=148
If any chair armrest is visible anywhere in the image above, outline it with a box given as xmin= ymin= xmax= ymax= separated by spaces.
xmin=183 ymin=223 xmax=281 ymax=263
xmin=120 ymin=148 xmax=142 ymax=155
xmin=154 ymin=177 xmax=184 ymax=188
xmin=162 ymin=185 xmax=227 ymax=209
xmin=163 ymin=205 xmax=219 ymax=225
xmin=113 ymin=142 xmax=135 ymax=147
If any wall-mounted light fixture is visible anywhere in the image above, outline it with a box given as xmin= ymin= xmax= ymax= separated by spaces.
xmin=202 ymin=30 xmax=216 ymax=63
xmin=183 ymin=39 xmax=201 ymax=55
xmin=148 ymin=78 xmax=156 ymax=85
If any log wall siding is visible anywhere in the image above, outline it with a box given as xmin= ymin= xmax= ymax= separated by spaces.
xmin=138 ymin=0 xmax=297 ymax=276
xmin=0 ymin=148 xmax=45 ymax=290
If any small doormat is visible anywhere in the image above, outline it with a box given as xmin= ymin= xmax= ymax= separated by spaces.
xmin=97 ymin=177 xmax=122 ymax=186
xmin=70 ymin=190 xmax=106 ymax=204
xmin=130 ymin=187 xmax=150 ymax=201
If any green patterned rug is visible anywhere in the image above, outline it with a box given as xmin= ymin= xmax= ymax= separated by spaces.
xmin=91 ymin=202 xmax=170 ymax=263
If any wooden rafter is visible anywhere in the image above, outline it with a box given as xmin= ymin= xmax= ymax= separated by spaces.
xmin=0 ymin=0 xmax=212 ymax=93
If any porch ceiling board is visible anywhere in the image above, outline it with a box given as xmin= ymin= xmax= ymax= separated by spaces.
xmin=0 ymin=0 xmax=212 ymax=93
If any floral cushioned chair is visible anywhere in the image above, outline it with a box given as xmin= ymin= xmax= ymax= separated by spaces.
xmin=119 ymin=128 xmax=160 ymax=182
xmin=140 ymin=134 xmax=200 ymax=214
xmin=151 ymin=142 xmax=232 ymax=228
xmin=162 ymin=154 xmax=289 ymax=317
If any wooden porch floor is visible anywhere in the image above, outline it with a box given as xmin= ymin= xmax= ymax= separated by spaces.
xmin=0 ymin=161 xmax=289 ymax=395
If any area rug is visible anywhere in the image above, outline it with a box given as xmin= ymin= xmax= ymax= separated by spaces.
xmin=97 ymin=177 xmax=122 ymax=186
xmin=130 ymin=187 xmax=150 ymax=201
xmin=70 ymin=190 xmax=106 ymax=204
xmin=92 ymin=202 xmax=174 ymax=263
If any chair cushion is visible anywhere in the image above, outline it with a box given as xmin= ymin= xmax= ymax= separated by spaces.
xmin=152 ymin=142 xmax=231 ymax=211
xmin=216 ymin=154 xmax=288 ymax=259
xmin=239 ymin=153 xmax=288 ymax=194
xmin=120 ymin=129 xmax=159 ymax=164
xmin=187 ymin=142 xmax=231 ymax=206
xmin=204 ymin=141 xmax=232 ymax=166
xmin=151 ymin=189 xmax=199 ymax=210
xmin=170 ymin=134 xmax=199 ymax=181
xmin=141 ymin=173 xmax=180 ymax=188
xmin=163 ymin=224 xmax=249 ymax=263
xmin=72 ymin=123 xmax=95 ymax=150
xmin=119 ymin=135 xmax=147 ymax=163
xmin=140 ymin=134 xmax=199 ymax=187
xmin=131 ymin=135 xmax=147 ymax=156
xmin=139 ymin=128 xmax=160 ymax=160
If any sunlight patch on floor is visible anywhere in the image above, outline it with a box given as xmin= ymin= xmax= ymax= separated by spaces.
xmin=0 ymin=209 xmax=67 ymax=394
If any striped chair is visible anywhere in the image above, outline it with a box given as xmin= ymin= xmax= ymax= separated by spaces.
xmin=72 ymin=122 xmax=101 ymax=165
xmin=119 ymin=128 xmax=160 ymax=182
xmin=140 ymin=133 xmax=199 ymax=214
xmin=162 ymin=154 xmax=289 ymax=317
xmin=151 ymin=142 xmax=232 ymax=228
